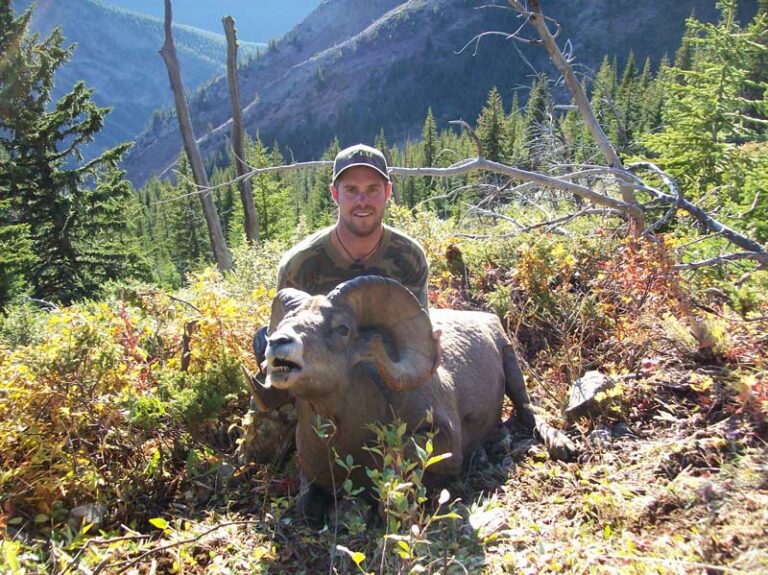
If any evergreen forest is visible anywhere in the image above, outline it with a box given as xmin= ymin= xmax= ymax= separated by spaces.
xmin=1 ymin=1 xmax=767 ymax=573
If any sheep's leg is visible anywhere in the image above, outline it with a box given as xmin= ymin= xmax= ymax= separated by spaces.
xmin=533 ymin=419 xmax=577 ymax=462
xmin=295 ymin=473 xmax=332 ymax=524
xmin=501 ymin=345 xmax=537 ymax=430
xmin=502 ymin=346 xmax=577 ymax=461
xmin=415 ymin=419 xmax=464 ymax=487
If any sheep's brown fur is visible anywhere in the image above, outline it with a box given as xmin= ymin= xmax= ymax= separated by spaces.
xmin=255 ymin=276 xmax=574 ymax=520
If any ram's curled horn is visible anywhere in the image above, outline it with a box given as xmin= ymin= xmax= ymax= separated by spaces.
xmin=329 ymin=276 xmax=436 ymax=392
xmin=269 ymin=288 xmax=310 ymax=333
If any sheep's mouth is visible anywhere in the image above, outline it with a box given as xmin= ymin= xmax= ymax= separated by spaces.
xmin=270 ymin=357 xmax=302 ymax=374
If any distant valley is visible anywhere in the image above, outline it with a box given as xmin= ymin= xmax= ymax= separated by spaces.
xmin=14 ymin=0 xmax=264 ymax=160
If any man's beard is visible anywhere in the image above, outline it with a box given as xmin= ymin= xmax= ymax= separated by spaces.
xmin=340 ymin=212 xmax=383 ymax=238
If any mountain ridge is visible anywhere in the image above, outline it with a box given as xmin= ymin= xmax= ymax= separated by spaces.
xmin=99 ymin=0 xmax=319 ymax=43
xmin=118 ymin=0 xmax=757 ymax=185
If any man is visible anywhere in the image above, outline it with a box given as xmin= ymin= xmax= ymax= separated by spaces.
xmin=276 ymin=143 xmax=429 ymax=307
xmin=250 ymin=144 xmax=436 ymax=406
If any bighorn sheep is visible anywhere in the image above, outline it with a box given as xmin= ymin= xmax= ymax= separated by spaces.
xmin=254 ymin=276 xmax=575 ymax=519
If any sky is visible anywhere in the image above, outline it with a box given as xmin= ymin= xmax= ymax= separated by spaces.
xmin=100 ymin=0 xmax=320 ymax=42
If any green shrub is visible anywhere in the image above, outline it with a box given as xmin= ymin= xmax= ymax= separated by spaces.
xmin=126 ymin=352 xmax=245 ymax=429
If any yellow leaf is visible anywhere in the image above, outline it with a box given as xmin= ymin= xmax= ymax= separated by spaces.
xmin=425 ymin=452 xmax=452 ymax=469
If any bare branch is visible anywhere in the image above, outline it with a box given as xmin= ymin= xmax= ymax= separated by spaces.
xmin=108 ymin=521 xmax=260 ymax=575
xmin=392 ymin=157 xmax=644 ymax=220
xmin=508 ymin=0 xmax=644 ymax=229
xmin=242 ymin=160 xmax=333 ymax=180
xmin=674 ymin=252 xmax=766 ymax=271
xmin=160 ymin=0 xmax=231 ymax=271
xmin=455 ymin=207 xmax=625 ymax=239
xmin=628 ymin=161 xmax=683 ymax=201
xmin=137 ymin=290 xmax=201 ymax=313
xmin=223 ymin=15 xmax=259 ymax=245
xmin=673 ymin=232 xmax=724 ymax=252
xmin=627 ymin=161 xmax=768 ymax=266
xmin=415 ymin=183 xmax=500 ymax=209
xmin=462 ymin=203 xmax=525 ymax=229
xmin=448 ymin=120 xmax=482 ymax=156
xmin=643 ymin=204 xmax=678 ymax=235
xmin=456 ymin=30 xmax=535 ymax=56
xmin=737 ymin=190 xmax=761 ymax=217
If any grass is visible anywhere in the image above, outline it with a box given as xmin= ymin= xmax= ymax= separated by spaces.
xmin=2 ymin=216 xmax=767 ymax=574
xmin=7 ymin=355 xmax=765 ymax=574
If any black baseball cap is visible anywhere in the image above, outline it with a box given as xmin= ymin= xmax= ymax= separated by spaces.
xmin=332 ymin=144 xmax=390 ymax=183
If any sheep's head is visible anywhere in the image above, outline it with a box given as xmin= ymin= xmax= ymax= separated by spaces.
xmin=264 ymin=276 xmax=438 ymax=397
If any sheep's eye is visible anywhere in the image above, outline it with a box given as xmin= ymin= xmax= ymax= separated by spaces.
xmin=334 ymin=324 xmax=350 ymax=337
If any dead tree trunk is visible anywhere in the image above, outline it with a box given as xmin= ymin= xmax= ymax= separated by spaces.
xmin=160 ymin=0 xmax=232 ymax=271
xmin=381 ymin=147 xmax=401 ymax=204
xmin=223 ymin=16 xmax=260 ymax=245
xmin=512 ymin=0 xmax=645 ymax=232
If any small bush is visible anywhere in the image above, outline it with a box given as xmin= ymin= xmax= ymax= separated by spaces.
xmin=127 ymin=353 xmax=245 ymax=429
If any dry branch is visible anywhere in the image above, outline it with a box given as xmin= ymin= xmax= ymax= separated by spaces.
xmin=507 ymin=0 xmax=644 ymax=230
xmin=674 ymin=252 xmax=766 ymax=271
xmin=455 ymin=207 xmax=625 ymax=239
xmin=223 ymin=16 xmax=259 ymax=245
xmin=448 ymin=120 xmax=482 ymax=156
xmin=102 ymin=521 xmax=260 ymax=575
xmin=160 ymin=0 xmax=231 ymax=271
xmin=627 ymin=161 xmax=768 ymax=268
xmin=390 ymin=157 xmax=644 ymax=220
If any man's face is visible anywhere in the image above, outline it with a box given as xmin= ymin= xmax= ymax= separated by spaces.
xmin=331 ymin=166 xmax=391 ymax=238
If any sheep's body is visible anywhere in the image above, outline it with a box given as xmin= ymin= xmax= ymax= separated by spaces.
xmin=258 ymin=276 xmax=574 ymax=519
xmin=295 ymin=309 xmax=508 ymax=493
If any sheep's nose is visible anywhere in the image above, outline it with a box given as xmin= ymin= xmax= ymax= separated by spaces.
xmin=268 ymin=333 xmax=296 ymax=347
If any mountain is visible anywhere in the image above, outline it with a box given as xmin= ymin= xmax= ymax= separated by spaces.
xmin=100 ymin=0 xmax=321 ymax=43
xmin=120 ymin=0 xmax=759 ymax=186
xmin=13 ymin=0 xmax=262 ymax=160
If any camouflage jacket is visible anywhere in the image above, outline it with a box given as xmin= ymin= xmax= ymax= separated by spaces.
xmin=277 ymin=225 xmax=429 ymax=308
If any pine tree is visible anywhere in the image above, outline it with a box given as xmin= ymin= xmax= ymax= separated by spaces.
xmin=310 ymin=138 xmax=340 ymax=228
xmin=673 ymin=14 xmax=697 ymax=74
xmin=0 ymin=192 xmax=34 ymax=303
xmin=165 ymin=157 xmax=211 ymax=276
xmin=640 ymin=54 xmax=670 ymax=135
xmin=591 ymin=56 xmax=619 ymax=146
xmin=135 ymin=178 xmax=180 ymax=287
xmin=421 ymin=108 xmax=439 ymax=168
xmin=523 ymin=74 xmax=555 ymax=170
xmin=476 ymin=87 xmax=507 ymax=162
xmin=416 ymin=107 xmax=440 ymax=203
xmin=741 ymin=1 xmax=768 ymax=137
xmin=616 ymin=51 xmax=638 ymax=151
xmin=375 ymin=128 xmax=388 ymax=156
xmin=643 ymin=0 xmax=768 ymax=237
xmin=0 ymin=1 xmax=146 ymax=303
xmin=504 ymin=92 xmax=526 ymax=165
xmin=0 ymin=6 xmax=36 ymax=303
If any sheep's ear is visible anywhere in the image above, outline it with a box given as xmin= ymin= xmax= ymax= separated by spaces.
xmin=349 ymin=330 xmax=384 ymax=365
xmin=269 ymin=288 xmax=309 ymax=332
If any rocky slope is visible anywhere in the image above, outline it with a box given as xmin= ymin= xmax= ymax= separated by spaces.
xmin=119 ymin=0 xmax=758 ymax=186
